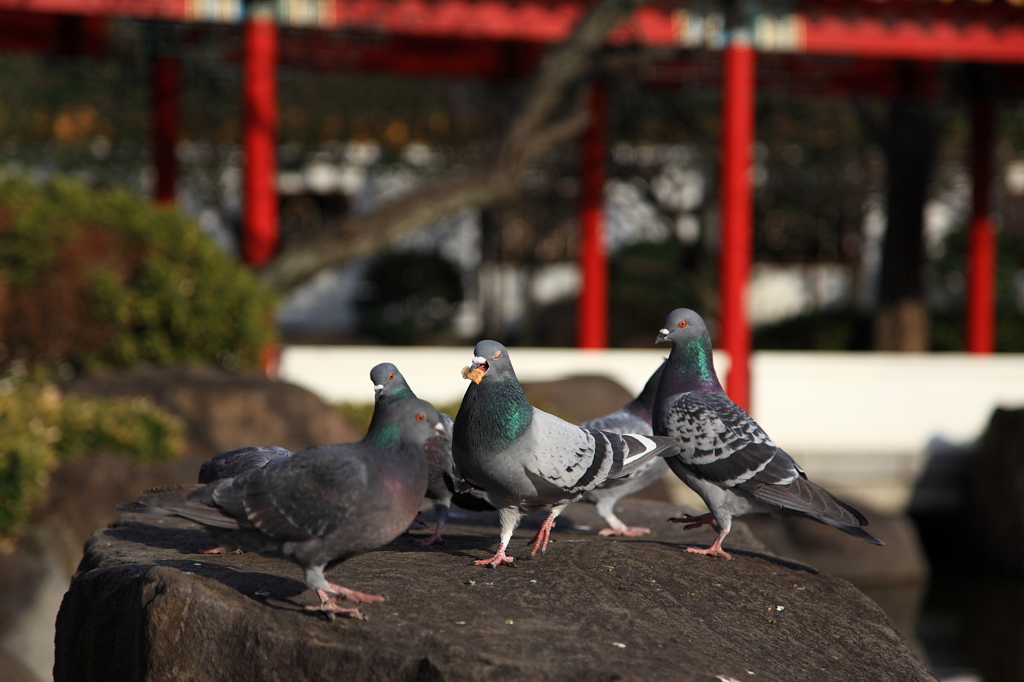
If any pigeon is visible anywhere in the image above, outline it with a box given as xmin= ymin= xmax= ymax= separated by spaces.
xmin=452 ymin=340 xmax=682 ymax=568
xmin=369 ymin=362 xmax=493 ymax=547
xmin=652 ymin=308 xmax=884 ymax=559
xmin=198 ymin=445 xmax=294 ymax=485
xmin=118 ymin=398 xmax=444 ymax=619
xmin=578 ymin=360 xmax=670 ymax=537
xmin=194 ymin=445 xmax=295 ymax=554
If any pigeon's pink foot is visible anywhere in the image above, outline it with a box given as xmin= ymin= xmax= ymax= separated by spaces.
xmin=324 ymin=582 xmax=385 ymax=604
xmin=414 ymin=525 xmax=446 ymax=547
xmin=668 ymin=513 xmax=718 ymax=533
xmin=598 ymin=524 xmax=651 ymax=537
xmin=198 ymin=544 xmax=242 ymax=554
xmin=475 ymin=547 xmax=516 ymax=568
xmin=529 ymin=515 xmax=558 ymax=557
xmin=685 ymin=535 xmax=732 ymax=560
xmin=306 ymin=591 xmax=366 ymax=620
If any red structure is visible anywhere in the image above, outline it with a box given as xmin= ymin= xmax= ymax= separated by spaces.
xmin=241 ymin=6 xmax=279 ymax=268
xmin=966 ymin=93 xmax=996 ymax=354
xmin=152 ymin=55 xmax=180 ymax=205
xmin=577 ymin=80 xmax=609 ymax=349
xmin=718 ymin=30 xmax=756 ymax=410
xmin=1 ymin=0 xmax=1022 ymax=382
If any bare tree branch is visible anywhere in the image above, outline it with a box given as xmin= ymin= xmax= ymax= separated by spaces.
xmin=259 ymin=0 xmax=647 ymax=293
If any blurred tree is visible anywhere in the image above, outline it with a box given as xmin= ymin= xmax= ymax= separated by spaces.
xmin=257 ymin=0 xmax=649 ymax=294
xmin=858 ymin=62 xmax=941 ymax=351
xmin=355 ymin=251 xmax=463 ymax=344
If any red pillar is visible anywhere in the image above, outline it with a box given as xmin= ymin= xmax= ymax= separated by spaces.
xmin=152 ymin=55 xmax=179 ymax=205
xmin=966 ymin=95 xmax=996 ymax=353
xmin=577 ymin=80 xmax=609 ymax=348
xmin=719 ymin=33 xmax=755 ymax=411
xmin=242 ymin=6 xmax=279 ymax=267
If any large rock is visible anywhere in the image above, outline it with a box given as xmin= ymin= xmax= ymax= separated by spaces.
xmin=2 ymin=366 xmax=362 ymax=682
xmin=520 ymin=376 xmax=634 ymax=425
xmin=55 ymin=499 xmax=935 ymax=682
xmin=742 ymin=510 xmax=927 ymax=649
xmin=63 ymin=363 xmax=360 ymax=457
xmin=966 ymin=407 xmax=1024 ymax=576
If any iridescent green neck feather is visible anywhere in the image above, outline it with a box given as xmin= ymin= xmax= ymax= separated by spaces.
xmin=455 ymin=372 xmax=533 ymax=452
xmin=367 ymin=420 xmax=400 ymax=449
xmin=379 ymin=384 xmax=415 ymax=411
xmin=664 ymin=333 xmax=723 ymax=395
xmin=369 ymin=384 xmax=416 ymax=433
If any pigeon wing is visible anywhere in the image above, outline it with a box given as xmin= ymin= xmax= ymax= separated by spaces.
xmin=667 ymin=392 xmax=870 ymax=528
xmin=580 ymin=409 xmax=651 ymax=436
xmin=522 ymin=410 xmax=678 ymax=496
xmin=211 ymin=447 xmax=367 ymax=542
xmin=663 ymin=391 xmax=801 ymax=488
xmin=198 ymin=445 xmax=294 ymax=484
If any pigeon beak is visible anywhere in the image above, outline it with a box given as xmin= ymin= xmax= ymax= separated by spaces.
xmin=461 ymin=355 xmax=489 ymax=384
xmin=655 ymin=328 xmax=670 ymax=345
xmin=373 ymin=383 xmax=384 ymax=397
xmin=433 ymin=421 xmax=447 ymax=436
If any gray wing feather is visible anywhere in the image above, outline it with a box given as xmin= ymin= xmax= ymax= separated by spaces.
xmin=665 ymin=391 xmax=875 ymax=530
xmin=522 ymin=411 xmax=678 ymax=496
xmin=198 ymin=446 xmax=294 ymax=484
xmin=208 ymin=446 xmax=367 ymax=541
xmin=663 ymin=392 xmax=799 ymax=487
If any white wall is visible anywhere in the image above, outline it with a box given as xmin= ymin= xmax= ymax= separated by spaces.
xmin=278 ymin=345 xmax=692 ymax=406
xmin=279 ymin=346 xmax=1024 ymax=512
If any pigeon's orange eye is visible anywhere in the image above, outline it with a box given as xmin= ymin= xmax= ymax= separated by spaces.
xmin=492 ymin=350 xmax=502 ymax=360
xmin=678 ymin=320 xmax=688 ymax=328
xmin=388 ymin=372 xmax=395 ymax=380
xmin=415 ymin=413 xmax=426 ymax=422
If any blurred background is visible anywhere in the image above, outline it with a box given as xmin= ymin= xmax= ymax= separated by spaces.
xmin=1 ymin=0 xmax=1023 ymax=680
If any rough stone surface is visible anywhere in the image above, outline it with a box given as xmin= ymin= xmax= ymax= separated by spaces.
xmin=55 ymin=499 xmax=935 ymax=682
xmin=742 ymin=509 xmax=928 ymax=649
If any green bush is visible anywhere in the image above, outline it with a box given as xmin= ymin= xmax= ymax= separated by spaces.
xmin=0 ymin=373 xmax=184 ymax=539
xmin=0 ymin=176 xmax=277 ymax=372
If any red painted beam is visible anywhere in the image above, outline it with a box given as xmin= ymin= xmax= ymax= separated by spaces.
xmin=5 ymin=1 xmax=1024 ymax=65
xmin=800 ymin=5 xmax=1024 ymax=64
xmin=152 ymin=55 xmax=179 ymax=205
xmin=719 ymin=33 xmax=755 ymax=411
xmin=577 ymin=80 xmax=608 ymax=349
xmin=966 ymin=95 xmax=996 ymax=353
xmin=242 ymin=8 xmax=279 ymax=267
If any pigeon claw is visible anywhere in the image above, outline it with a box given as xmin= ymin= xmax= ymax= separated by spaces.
xmin=323 ymin=583 xmax=385 ymax=604
xmin=668 ymin=513 xmax=718 ymax=533
xmin=414 ymin=530 xmax=446 ymax=547
xmin=599 ymin=525 xmax=652 ymax=538
xmin=474 ymin=549 xmax=516 ymax=568
xmin=528 ymin=515 xmax=558 ymax=556
xmin=305 ymin=602 xmax=366 ymax=621
xmin=686 ymin=545 xmax=733 ymax=560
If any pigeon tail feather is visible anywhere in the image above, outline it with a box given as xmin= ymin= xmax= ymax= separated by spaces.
xmin=815 ymin=515 xmax=885 ymax=546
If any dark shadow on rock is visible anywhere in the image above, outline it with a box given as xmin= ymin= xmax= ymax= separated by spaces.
xmin=152 ymin=559 xmax=309 ymax=604
xmin=104 ymin=521 xmax=218 ymax=553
